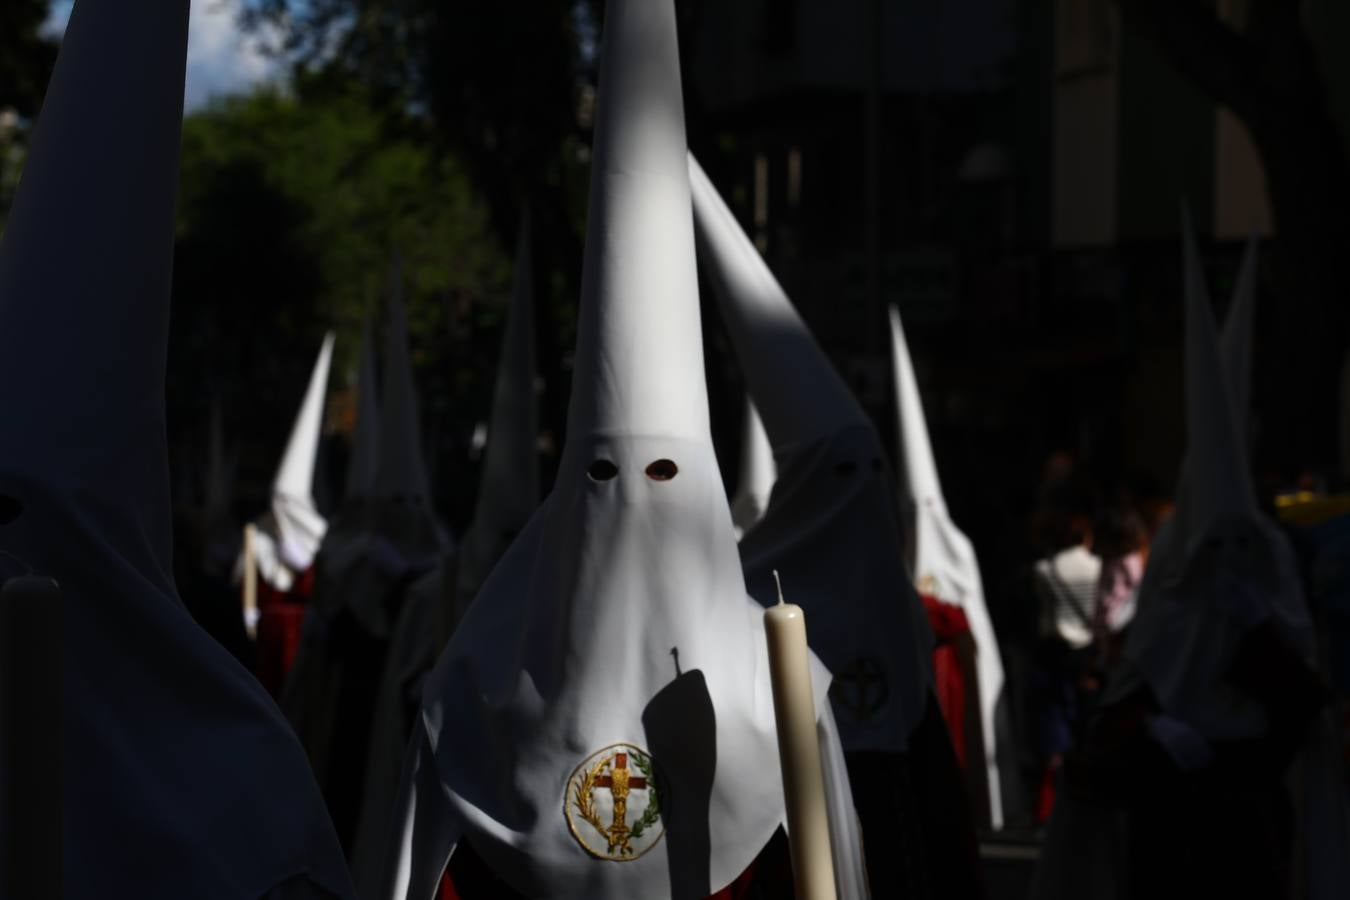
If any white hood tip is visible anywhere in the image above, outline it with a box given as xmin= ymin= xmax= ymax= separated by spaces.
xmin=1174 ymin=208 xmax=1260 ymax=558
xmin=266 ymin=332 xmax=335 ymax=573
xmin=689 ymin=152 xmax=869 ymax=453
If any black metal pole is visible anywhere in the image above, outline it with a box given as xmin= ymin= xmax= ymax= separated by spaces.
xmin=0 ymin=575 xmax=62 ymax=900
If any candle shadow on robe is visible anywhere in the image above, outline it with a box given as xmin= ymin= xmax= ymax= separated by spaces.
xmin=642 ymin=664 xmax=716 ymax=900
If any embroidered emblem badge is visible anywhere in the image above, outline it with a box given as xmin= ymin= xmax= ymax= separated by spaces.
xmin=564 ymin=742 xmax=664 ymax=860
xmin=831 ymin=656 xmax=890 ymax=723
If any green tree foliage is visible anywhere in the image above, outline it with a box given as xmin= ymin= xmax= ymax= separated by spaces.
xmin=169 ymin=84 xmax=512 ymax=517
xmin=241 ymin=1 xmax=599 ymax=456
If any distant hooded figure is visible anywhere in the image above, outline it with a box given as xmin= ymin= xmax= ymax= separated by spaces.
xmin=350 ymin=214 xmax=541 ymax=895
xmin=374 ymin=2 xmax=868 ymax=898
xmin=0 ymin=2 xmax=354 ymax=897
xmin=890 ymin=303 xmax=1006 ymax=829
xmin=283 ymin=267 xmax=446 ymax=852
xmin=690 ymin=154 xmax=984 ymax=900
xmin=1032 ymin=218 xmax=1346 ymax=900
xmin=238 ymin=332 xmax=335 ymax=695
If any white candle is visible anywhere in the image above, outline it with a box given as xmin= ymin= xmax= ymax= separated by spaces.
xmin=0 ymin=575 xmax=62 ymax=899
xmin=242 ymin=523 xmax=258 ymax=640
xmin=764 ymin=570 xmax=837 ymax=900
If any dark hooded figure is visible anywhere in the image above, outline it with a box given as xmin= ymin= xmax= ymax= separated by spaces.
xmin=1031 ymin=221 xmax=1347 ymax=900
xmin=283 ymin=269 xmax=446 ymax=852
xmin=690 ymin=154 xmax=986 ymax=900
xmin=350 ymin=213 xmax=542 ymax=895
xmin=0 ymin=2 xmax=354 ymax=898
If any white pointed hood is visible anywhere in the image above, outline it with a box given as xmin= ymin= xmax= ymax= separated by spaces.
xmin=271 ymin=332 xmax=334 ymax=564
xmin=346 ymin=313 xmax=381 ymax=501
xmin=687 ymin=159 xmax=867 ymax=453
xmin=452 ymin=213 xmax=541 ymax=622
xmin=0 ymin=3 xmax=352 ymax=897
xmin=385 ymin=5 xmax=866 ymax=899
xmin=1120 ymin=213 xmax=1314 ymax=740
xmin=889 ymin=303 xmax=1006 ymax=828
xmin=378 ymin=261 xmax=433 ymax=502
xmin=1172 ymin=215 xmax=1260 ymax=557
xmin=691 ymin=152 xmax=934 ymax=753
xmin=730 ymin=397 xmax=777 ymax=538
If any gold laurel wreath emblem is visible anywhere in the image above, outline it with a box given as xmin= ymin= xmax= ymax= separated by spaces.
xmin=572 ymin=756 xmax=610 ymax=841
xmin=565 ymin=743 xmax=664 ymax=862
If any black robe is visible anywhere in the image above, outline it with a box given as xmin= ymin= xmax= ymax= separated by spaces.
xmin=282 ymin=497 xmax=443 ymax=851
xmin=847 ymin=693 xmax=988 ymax=900
xmin=1059 ymin=619 xmax=1327 ymax=900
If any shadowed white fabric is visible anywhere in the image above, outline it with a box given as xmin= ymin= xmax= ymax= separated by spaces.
xmin=379 ymin=2 xmax=867 ymax=897
xmin=888 ymin=303 xmax=1005 ymax=828
xmin=349 ymin=214 xmax=542 ymax=897
xmin=0 ymin=2 xmax=354 ymax=897
xmin=1120 ymin=211 xmax=1314 ymax=741
xmin=690 ymin=153 xmax=933 ymax=753
xmin=452 ymin=214 xmax=541 ymax=622
xmin=730 ymin=398 xmax=776 ymax=538
xmin=378 ymin=260 xmax=433 ymax=502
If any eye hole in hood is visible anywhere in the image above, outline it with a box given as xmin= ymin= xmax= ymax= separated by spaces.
xmin=645 ymin=459 xmax=678 ymax=481
xmin=587 ymin=459 xmax=619 ymax=482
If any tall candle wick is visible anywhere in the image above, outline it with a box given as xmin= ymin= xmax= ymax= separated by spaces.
xmin=773 ymin=569 xmax=785 ymax=606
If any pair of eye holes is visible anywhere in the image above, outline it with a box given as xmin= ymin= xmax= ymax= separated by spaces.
xmin=834 ymin=458 xmax=885 ymax=477
xmin=587 ymin=459 xmax=679 ymax=482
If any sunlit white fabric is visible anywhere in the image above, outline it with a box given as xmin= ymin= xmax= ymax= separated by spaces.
xmin=730 ymin=398 xmax=776 ymax=539
xmin=690 ymin=153 xmax=934 ymax=753
xmin=378 ymin=2 xmax=867 ymax=897
xmin=888 ymin=303 xmax=1006 ymax=826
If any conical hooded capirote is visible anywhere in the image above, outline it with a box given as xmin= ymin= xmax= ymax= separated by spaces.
xmin=377 ymin=260 xmax=433 ymax=502
xmin=1173 ymin=214 xmax=1259 ymax=558
xmin=381 ymin=4 xmax=867 ymax=899
xmin=0 ymin=3 xmax=353 ymax=897
xmin=1118 ymin=211 xmax=1314 ymax=741
xmin=888 ymin=303 xmax=1006 ymax=828
xmin=266 ymin=331 xmax=334 ymax=577
xmin=690 ymin=152 xmax=934 ymax=753
xmin=447 ymin=212 xmax=542 ymax=631
xmin=687 ymin=157 xmax=867 ymax=454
